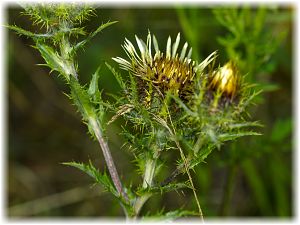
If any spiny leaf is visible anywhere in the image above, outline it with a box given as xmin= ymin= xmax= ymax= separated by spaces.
xmin=69 ymin=76 xmax=95 ymax=121
xmin=136 ymin=182 xmax=190 ymax=196
xmin=62 ymin=160 xmax=119 ymax=197
xmin=189 ymin=144 xmax=215 ymax=168
xmin=74 ymin=21 xmax=118 ymax=51
xmin=142 ymin=209 xmax=198 ymax=221
xmin=107 ymin=104 xmax=134 ymax=125
xmin=6 ymin=24 xmax=53 ymax=39
xmin=170 ymin=94 xmax=197 ymax=117
xmin=88 ymin=65 xmax=101 ymax=99
xmin=105 ymin=62 xmax=127 ymax=90
xmin=228 ymin=121 xmax=263 ymax=129
xmin=218 ymin=131 xmax=262 ymax=142
xmin=35 ymin=42 xmax=67 ymax=79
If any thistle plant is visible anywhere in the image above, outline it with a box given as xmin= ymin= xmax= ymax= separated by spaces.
xmin=9 ymin=4 xmax=263 ymax=220
xmin=110 ymin=33 xmax=261 ymax=219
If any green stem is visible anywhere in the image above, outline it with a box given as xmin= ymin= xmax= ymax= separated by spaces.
xmin=133 ymin=157 xmax=157 ymax=218
xmin=177 ymin=143 xmax=204 ymax=221
xmin=142 ymin=158 xmax=157 ymax=188
xmin=161 ymin=156 xmax=192 ymax=186
xmin=133 ymin=194 xmax=151 ymax=219
xmin=60 ymin=34 xmax=128 ymax=211
xmin=165 ymin=109 xmax=204 ymax=222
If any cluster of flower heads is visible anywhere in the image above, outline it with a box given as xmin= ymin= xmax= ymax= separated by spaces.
xmin=113 ymin=32 xmax=241 ymax=107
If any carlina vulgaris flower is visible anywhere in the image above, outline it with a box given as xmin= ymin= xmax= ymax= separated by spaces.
xmin=113 ymin=32 xmax=217 ymax=103
xmin=207 ymin=60 xmax=241 ymax=108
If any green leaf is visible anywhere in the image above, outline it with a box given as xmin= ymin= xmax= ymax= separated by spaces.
xmin=62 ymin=161 xmax=119 ymax=198
xmin=170 ymin=94 xmax=197 ymax=117
xmin=35 ymin=42 xmax=67 ymax=78
xmin=218 ymin=131 xmax=262 ymax=142
xmin=88 ymin=65 xmax=101 ymax=98
xmin=259 ymin=83 xmax=280 ymax=92
xmin=6 ymin=24 xmax=53 ymax=39
xmin=136 ymin=182 xmax=190 ymax=196
xmin=207 ymin=128 xmax=220 ymax=148
xmin=196 ymin=145 xmax=214 ymax=163
xmin=74 ymin=21 xmax=118 ymax=52
xmin=105 ymin=62 xmax=127 ymax=91
xmin=107 ymin=104 xmax=134 ymax=125
xmin=227 ymin=121 xmax=263 ymax=129
xmin=142 ymin=209 xmax=198 ymax=221
xmin=69 ymin=76 xmax=95 ymax=121
xmin=88 ymin=67 xmax=107 ymax=125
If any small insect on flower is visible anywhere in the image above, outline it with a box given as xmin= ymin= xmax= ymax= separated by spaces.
xmin=208 ymin=61 xmax=241 ymax=105
xmin=113 ymin=32 xmax=217 ymax=100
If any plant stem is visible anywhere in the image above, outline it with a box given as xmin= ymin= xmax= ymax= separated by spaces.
xmin=133 ymin=157 xmax=157 ymax=218
xmin=60 ymin=33 xmax=128 ymax=203
xmin=142 ymin=158 xmax=157 ymax=188
xmin=161 ymin=166 xmax=182 ymax=186
xmin=166 ymin=111 xmax=204 ymax=222
xmin=89 ymin=117 xmax=128 ymax=201
xmin=175 ymin=142 xmax=204 ymax=222
xmin=160 ymin=157 xmax=188 ymax=186
xmin=133 ymin=194 xmax=151 ymax=219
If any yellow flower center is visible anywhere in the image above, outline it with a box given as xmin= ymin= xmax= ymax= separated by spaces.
xmin=147 ymin=54 xmax=195 ymax=94
xmin=209 ymin=61 xmax=240 ymax=99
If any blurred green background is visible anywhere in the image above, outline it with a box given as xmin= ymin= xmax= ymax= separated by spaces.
xmin=7 ymin=5 xmax=293 ymax=218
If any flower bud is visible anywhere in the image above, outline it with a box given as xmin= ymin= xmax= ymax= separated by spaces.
xmin=208 ymin=61 xmax=240 ymax=103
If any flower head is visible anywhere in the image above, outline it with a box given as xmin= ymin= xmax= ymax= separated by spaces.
xmin=208 ymin=61 xmax=240 ymax=102
xmin=113 ymin=32 xmax=217 ymax=97
xmin=23 ymin=4 xmax=94 ymax=31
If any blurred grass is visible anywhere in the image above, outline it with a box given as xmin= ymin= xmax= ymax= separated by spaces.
xmin=7 ymin=5 xmax=293 ymax=217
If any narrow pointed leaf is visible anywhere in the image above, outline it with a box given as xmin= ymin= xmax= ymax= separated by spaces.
xmin=88 ymin=65 xmax=101 ymax=97
xmin=62 ymin=161 xmax=119 ymax=197
xmin=74 ymin=21 xmax=118 ymax=52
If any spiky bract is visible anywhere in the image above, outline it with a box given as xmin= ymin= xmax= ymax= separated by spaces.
xmin=22 ymin=3 xmax=95 ymax=31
